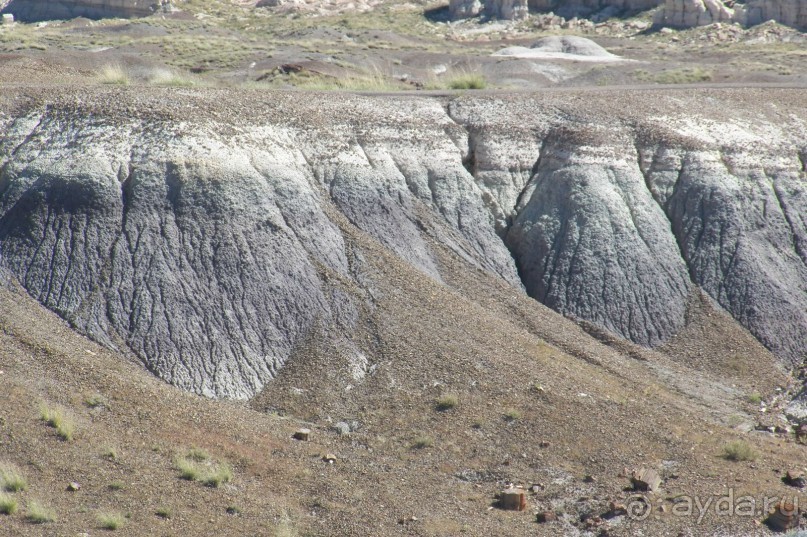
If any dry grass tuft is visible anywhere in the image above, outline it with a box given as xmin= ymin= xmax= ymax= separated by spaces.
xmin=175 ymin=450 xmax=232 ymax=487
xmin=0 ymin=463 xmax=27 ymax=492
xmin=26 ymin=500 xmax=56 ymax=524
xmin=97 ymin=511 xmax=125 ymax=530
xmin=0 ymin=493 xmax=18 ymax=515
xmin=39 ymin=402 xmax=76 ymax=441
xmin=98 ymin=64 xmax=130 ymax=85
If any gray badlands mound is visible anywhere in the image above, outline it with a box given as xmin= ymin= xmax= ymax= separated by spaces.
xmin=493 ymin=36 xmax=624 ymax=61
xmin=531 ymin=36 xmax=616 ymax=56
xmin=0 ymin=87 xmax=805 ymax=398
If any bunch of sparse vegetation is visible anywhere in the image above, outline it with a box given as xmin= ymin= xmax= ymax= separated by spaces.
xmin=84 ymin=393 xmax=107 ymax=408
xmin=435 ymin=394 xmax=459 ymax=411
xmin=0 ymin=493 xmax=18 ymax=515
xmin=174 ymin=449 xmax=232 ymax=487
xmin=97 ymin=64 xmax=130 ymax=86
xmin=634 ymin=67 xmax=713 ymax=85
xmin=26 ymin=500 xmax=56 ymax=524
xmin=97 ymin=511 xmax=125 ymax=530
xmin=0 ymin=463 xmax=27 ymax=492
xmin=722 ymin=440 xmax=757 ymax=462
xmin=747 ymin=392 xmax=762 ymax=404
xmin=504 ymin=408 xmax=522 ymax=421
xmin=411 ymin=435 xmax=434 ymax=449
xmin=101 ymin=446 xmax=118 ymax=460
xmin=39 ymin=402 xmax=76 ymax=441
xmin=252 ymin=66 xmax=406 ymax=92
xmin=108 ymin=481 xmax=125 ymax=491
xmin=446 ymin=72 xmax=486 ymax=90
xmin=148 ymin=68 xmax=197 ymax=87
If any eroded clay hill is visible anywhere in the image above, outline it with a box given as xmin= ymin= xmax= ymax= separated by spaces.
xmin=0 ymin=87 xmax=805 ymax=399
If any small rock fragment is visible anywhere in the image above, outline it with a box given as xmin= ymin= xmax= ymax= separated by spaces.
xmin=783 ymin=470 xmax=807 ymax=488
xmin=498 ymin=488 xmax=527 ymax=511
xmin=536 ymin=511 xmax=557 ymax=523
xmin=292 ymin=428 xmax=311 ymax=441
xmin=66 ymin=482 xmax=81 ymax=492
xmin=334 ymin=422 xmax=350 ymax=435
xmin=766 ymin=500 xmax=799 ymax=531
xmin=630 ymin=467 xmax=661 ymax=492
xmin=322 ymin=453 xmax=337 ymax=464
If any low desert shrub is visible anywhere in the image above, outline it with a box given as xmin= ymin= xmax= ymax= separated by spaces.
xmin=722 ymin=440 xmax=757 ymax=462
xmin=504 ymin=408 xmax=522 ymax=421
xmin=436 ymin=394 xmax=458 ymax=411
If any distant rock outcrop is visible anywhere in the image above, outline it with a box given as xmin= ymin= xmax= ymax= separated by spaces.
xmin=657 ymin=0 xmax=734 ymax=27
xmin=450 ymin=0 xmax=662 ymax=20
xmin=449 ymin=0 xmax=483 ymax=19
xmin=0 ymin=0 xmax=173 ymax=22
xmin=528 ymin=0 xmax=662 ymax=18
xmin=657 ymin=0 xmax=807 ymax=29
xmin=484 ymin=0 xmax=529 ymax=20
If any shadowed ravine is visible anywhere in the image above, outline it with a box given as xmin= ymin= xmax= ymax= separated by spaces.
xmin=0 ymin=86 xmax=805 ymax=398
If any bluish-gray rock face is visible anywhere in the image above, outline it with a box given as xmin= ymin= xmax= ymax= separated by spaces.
xmin=0 ymin=0 xmax=172 ymax=21
xmin=1 ymin=88 xmax=805 ymax=398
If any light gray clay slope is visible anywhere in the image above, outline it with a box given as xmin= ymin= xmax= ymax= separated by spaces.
xmin=448 ymin=91 xmax=806 ymax=365
xmin=0 ymin=88 xmax=805 ymax=398
xmin=0 ymin=89 xmax=519 ymax=398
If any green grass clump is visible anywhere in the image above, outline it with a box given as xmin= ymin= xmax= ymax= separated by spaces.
xmin=435 ymin=394 xmax=459 ymax=411
xmin=39 ymin=403 xmax=76 ymax=441
xmin=446 ymin=72 xmax=486 ymax=90
xmin=97 ymin=512 xmax=125 ymax=530
xmin=155 ymin=506 xmax=172 ymax=519
xmin=174 ymin=450 xmax=232 ymax=487
xmin=747 ymin=392 xmax=762 ymax=404
xmin=108 ymin=481 xmax=125 ymax=491
xmin=0 ymin=493 xmax=18 ymax=515
xmin=26 ymin=500 xmax=56 ymax=524
xmin=722 ymin=440 xmax=757 ymax=462
xmin=0 ymin=463 xmax=27 ymax=492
